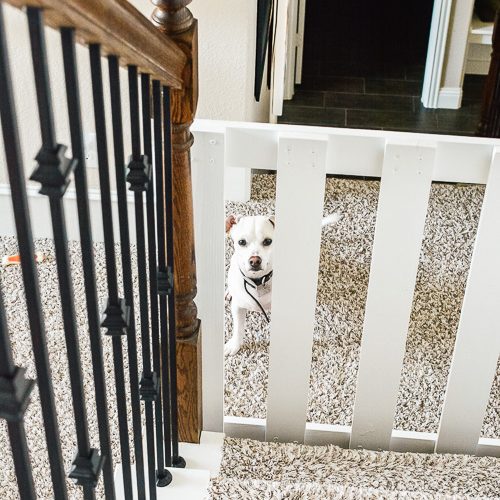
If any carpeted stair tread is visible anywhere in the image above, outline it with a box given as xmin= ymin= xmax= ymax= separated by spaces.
xmin=209 ymin=477 xmax=459 ymax=500
xmin=210 ymin=438 xmax=500 ymax=499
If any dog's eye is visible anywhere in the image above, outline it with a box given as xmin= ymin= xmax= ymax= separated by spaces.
xmin=238 ymin=239 xmax=247 ymax=246
xmin=263 ymin=238 xmax=272 ymax=246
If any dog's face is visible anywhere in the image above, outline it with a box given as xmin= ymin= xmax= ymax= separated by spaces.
xmin=226 ymin=215 xmax=275 ymax=278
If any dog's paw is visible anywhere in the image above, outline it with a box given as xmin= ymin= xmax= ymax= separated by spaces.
xmin=224 ymin=338 xmax=242 ymax=356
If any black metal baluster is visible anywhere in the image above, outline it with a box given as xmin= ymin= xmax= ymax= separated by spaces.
xmin=127 ymin=65 xmax=157 ymax=500
xmin=0 ymin=5 xmax=68 ymax=498
xmin=89 ymin=44 xmax=138 ymax=499
xmin=27 ymin=8 xmax=101 ymax=500
xmin=162 ymin=86 xmax=185 ymax=469
xmin=104 ymin=57 xmax=146 ymax=500
xmin=60 ymin=28 xmax=117 ymax=500
xmin=142 ymin=74 xmax=172 ymax=487
xmin=88 ymin=43 xmax=133 ymax=500
xmin=106 ymin=54 xmax=139 ymax=500
xmin=0 ymin=277 xmax=36 ymax=500
xmin=154 ymin=81 xmax=173 ymax=469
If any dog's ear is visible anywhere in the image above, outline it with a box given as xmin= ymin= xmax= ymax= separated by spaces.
xmin=226 ymin=215 xmax=239 ymax=233
xmin=268 ymin=215 xmax=275 ymax=228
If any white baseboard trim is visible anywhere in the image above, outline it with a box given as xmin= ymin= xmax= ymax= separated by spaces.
xmin=0 ymin=183 xmax=137 ymax=243
xmin=437 ymin=87 xmax=463 ymax=109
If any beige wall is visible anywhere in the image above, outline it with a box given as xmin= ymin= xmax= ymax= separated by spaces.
xmin=0 ymin=1 xmax=268 ymax=188
xmin=131 ymin=0 xmax=270 ymax=122
xmin=0 ymin=4 xmax=132 ymax=189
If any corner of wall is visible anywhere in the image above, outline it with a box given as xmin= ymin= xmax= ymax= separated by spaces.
xmin=123 ymin=1 xmax=272 ymax=123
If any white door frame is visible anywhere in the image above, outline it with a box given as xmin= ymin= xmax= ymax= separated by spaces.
xmin=295 ymin=0 xmax=307 ymax=84
xmin=421 ymin=0 xmax=453 ymax=108
xmin=282 ymin=0 xmax=307 ymax=100
xmin=271 ymin=0 xmax=290 ymax=117
xmin=284 ymin=0 xmax=299 ymax=100
xmin=275 ymin=0 xmax=455 ymax=113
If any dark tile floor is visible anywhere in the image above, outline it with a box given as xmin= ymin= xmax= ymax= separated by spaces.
xmin=279 ymin=66 xmax=486 ymax=136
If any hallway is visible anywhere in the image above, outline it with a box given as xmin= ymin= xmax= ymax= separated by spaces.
xmin=279 ymin=0 xmax=485 ymax=135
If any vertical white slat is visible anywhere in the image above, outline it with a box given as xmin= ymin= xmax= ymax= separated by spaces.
xmin=266 ymin=135 xmax=327 ymax=442
xmin=435 ymin=150 xmax=500 ymax=455
xmin=350 ymin=142 xmax=435 ymax=451
xmin=192 ymin=130 xmax=225 ymax=432
xmin=295 ymin=0 xmax=307 ymax=84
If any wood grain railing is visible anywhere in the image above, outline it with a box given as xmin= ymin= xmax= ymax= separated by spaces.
xmin=5 ymin=0 xmax=202 ymax=444
xmin=6 ymin=0 xmax=186 ymax=88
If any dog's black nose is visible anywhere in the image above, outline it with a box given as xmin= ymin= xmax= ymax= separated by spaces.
xmin=249 ymin=256 xmax=262 ymax=269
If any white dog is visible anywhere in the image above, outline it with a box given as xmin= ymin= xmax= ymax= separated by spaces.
xmin=225 ymin=213 xmax=340 ymax=355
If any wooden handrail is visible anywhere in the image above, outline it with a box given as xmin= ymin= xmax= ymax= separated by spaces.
xmin=4 ymin=0 xmax=187 ymax=88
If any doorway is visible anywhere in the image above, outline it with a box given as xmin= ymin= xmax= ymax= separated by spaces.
xmin=278 ymin=0 xmax=485 ymax=135
xmin=302 ymin=1 xmax=433 ymax=81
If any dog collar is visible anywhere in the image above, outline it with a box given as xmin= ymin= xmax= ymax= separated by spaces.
xmin=239 ymin=269 xmax=273 ymax=288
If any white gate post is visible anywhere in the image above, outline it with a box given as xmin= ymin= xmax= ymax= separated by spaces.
xmin=192 ymin=130 xmax=226 ymax=432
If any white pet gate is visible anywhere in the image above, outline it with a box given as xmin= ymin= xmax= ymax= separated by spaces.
xmin=191 ymin=119 xmax=500 ymax=458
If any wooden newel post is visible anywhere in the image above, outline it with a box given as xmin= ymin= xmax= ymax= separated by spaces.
xmin=478 ymin=10 xmax=500 ymax=137
xmin=151 ymin=0 xmax=202 ymax=443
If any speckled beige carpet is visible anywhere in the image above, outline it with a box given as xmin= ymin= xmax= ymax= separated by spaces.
xmin=209 ymin=437 xmax=500 ymax=499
